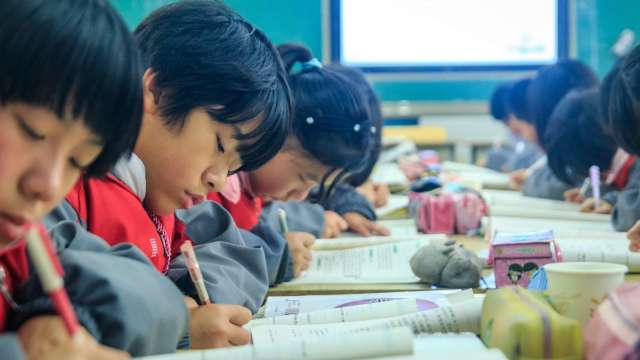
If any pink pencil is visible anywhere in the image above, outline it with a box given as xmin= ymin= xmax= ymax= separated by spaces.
xmin=180 ymin=240 xmax=211 ymax=305
xmin=25 ymin=225 xmax=79 ymax=336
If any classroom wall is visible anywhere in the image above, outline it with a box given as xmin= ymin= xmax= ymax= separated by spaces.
xmin=111 ymin=0 xmax=640 ymax=103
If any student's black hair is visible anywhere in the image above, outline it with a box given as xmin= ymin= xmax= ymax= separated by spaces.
xmin=507 ymin=78 xmax=532 ymax=121
xmin=278 ymin=44 xmax=375 ymax=203
xmin=134 ymin=0 xmax=292 ymax=172
xmin=0 ymin=0 xmax=143 ymax=177
xmin=544 ymin=88 xmax=616 ymax=186
xmin=326 ymin=64 xmax=383 ymax=187
xmin=600 ymin=58 xmax=625 ymax=129
xmin=605 ymin=50 xmax=640 ymax=155
xmin=528 ymin=60 xmax=599 ymax=150
xmin=489 ymin=82 xmax=512 ymax=122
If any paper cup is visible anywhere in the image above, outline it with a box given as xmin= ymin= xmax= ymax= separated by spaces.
xmin=545 ymin=262 xmax=627 ymax=326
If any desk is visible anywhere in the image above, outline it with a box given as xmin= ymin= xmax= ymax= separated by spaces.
xmin=268 ymin=235 xmax=640 ymax=296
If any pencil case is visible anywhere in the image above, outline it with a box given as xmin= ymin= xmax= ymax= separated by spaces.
xmin=481 ymin=286 xmax=583 ymax=360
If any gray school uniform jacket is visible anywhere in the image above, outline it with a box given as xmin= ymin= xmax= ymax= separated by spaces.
xmin=23 ymin=206 xmax=190 ymax=356
xmin=0 ymin=334 xmax=24 ymax=359
xmin=170 ymin=201 xmax=269 ymax=311
xmin=485 ymin=145 xmax=513 ymax=172
xmin=504 ymin=140 xmax=544 ymax=172
xmin=261 ymin=201 xmax=326 ymax=238
xmin=322 ymin=184 xmax=377 ymax=220
xmin=604 ymin=161 xmax=640 ymax=232
xmin=522 ymin=164 xmax=572 ymax=201
xmin=248 ymin=201 xmax=327 ymax=286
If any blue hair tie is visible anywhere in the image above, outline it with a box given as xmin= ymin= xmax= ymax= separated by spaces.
xmin=301 ymin=58 xmax=323 ymax=71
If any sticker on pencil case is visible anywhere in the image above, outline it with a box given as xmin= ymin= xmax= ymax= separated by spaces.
xmin=335 ymin=298 xmax=439 ymax=311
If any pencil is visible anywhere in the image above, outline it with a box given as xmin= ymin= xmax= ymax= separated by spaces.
xmin=25 ymin=225 xmax=80 ymax=336
xmin=180 ymin=240 xmax=211 ymax=305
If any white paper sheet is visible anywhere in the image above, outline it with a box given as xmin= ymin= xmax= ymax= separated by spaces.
xmin=558 ymin=239 xmax=640 ymax=272
xmin=314 ymin=234 xmax=446 ymax=251
xmin=248 ymin=298 xmax=419 ymax=328
xmin=135 ymin=327 xmax=414 ymax=360
xmin=250 ymin=298 xmax=484 ymax=346
xmin=288 ymin=239 xmax=430 ymax=284
xmin=262 ymin=289 xmax=469 ymax=318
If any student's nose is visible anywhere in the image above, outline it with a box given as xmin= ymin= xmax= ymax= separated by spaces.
xmin=202 ymin=166 xmax=228 ymax=192
xmin=20 ymin=152 xmax=64 ymax=204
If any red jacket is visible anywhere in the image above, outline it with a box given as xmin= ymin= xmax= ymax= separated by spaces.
xmin=610 ymin=156 xmax=637 ymax=190
xmin=0 ymin=240 xmax=30 ymax=331
xmin=207 ymin=191 xmax=263 ymax=230
xmin=66 ymin=176 xmax=178 ymax=273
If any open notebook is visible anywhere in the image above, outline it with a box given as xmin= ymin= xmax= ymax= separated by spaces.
xmin=441 ymin=161 xmax=511 ymax=190
xmin=134 ymin=328 xmax=506 ymax=360
xmin=488 ymin=204 xmax=611 ymax=222
xmin=314 ymin=234 xmax=446 ymax=251
xmin=371 ymin=162 xmax=409 ymax=191
xmin=485 ymin=216 xmax=625 ymax=240
xmin=248 ymin=297 xmax=484 ymax=346
xmin=558 ymin=238 xmax=640 ymax=272
xmin=289 ymin=239 xmax=430 ymax=284
xmin=376 ymin=195 xmax=410 ymax=220
xmin=481 ymin=190 xmax=581 ymax=212
xmin=260 ymin=289 xmax=473 ymax=319
xmin=337 ymin=219 xmax=419 ymax=239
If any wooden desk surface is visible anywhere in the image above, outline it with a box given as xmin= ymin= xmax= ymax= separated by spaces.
xmin=268 ymin=234 xmax=640 ymax=296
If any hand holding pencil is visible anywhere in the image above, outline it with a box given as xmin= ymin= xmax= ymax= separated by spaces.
xmin=25 ymin=224 xmax=79 ymax=336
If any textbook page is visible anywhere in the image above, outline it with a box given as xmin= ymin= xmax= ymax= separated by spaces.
xmin=376 ymin=194 xmax=410 ymax=219
xmin=482 ymin=190 xmax=580 ymax=211
xmin=558 ymin=239 xmax=640 ymax=272
xmin=250 ymin=298 xmax=484 ymax=346
xmin=288 ymin=239 xmax=430 ymax=284
xmin=314 ymin=234 xmax=446 ymax=251
xmin=371 ymin=162 xmax=409 ymax=187
xmin=135 ymin=327 xmax=414 ymax=360
xmin=486 ymin=216 xmax=625 ymax=240
xmin=488 ymin=204 xmax=610 ymax=222
xmin=379 ymin=349 xmax=508 ymax=360
xmin=441 ymin=161 xmax=511 ymax=189
xmin=263 ymin=289 xmax=471 ymax=317
xmin=380 ymin=219 xmax=419 ymax=236
xmin=248 ymin=298 xmax=418 ymax=328
xmin=337 ymin=219 xmax=419 ymax=239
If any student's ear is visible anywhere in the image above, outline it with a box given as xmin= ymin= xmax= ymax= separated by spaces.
xmin=142 ymin=68 xmax=161 ymax=115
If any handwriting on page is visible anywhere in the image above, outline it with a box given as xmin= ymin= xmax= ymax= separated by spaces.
xmin=251 ymin=298 xmax=483 ymax=346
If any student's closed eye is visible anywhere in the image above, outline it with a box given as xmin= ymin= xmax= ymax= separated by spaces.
xmin=215 ymin=133 xmax=225 ymax=154
xmin=16 ymin=114 xmax=45 ymax=141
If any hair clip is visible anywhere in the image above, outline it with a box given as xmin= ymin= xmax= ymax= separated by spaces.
xmin=301 ymin=58 xmax=323 ymax=71
xmin=306 ymin=116 xmax=315 ymax=125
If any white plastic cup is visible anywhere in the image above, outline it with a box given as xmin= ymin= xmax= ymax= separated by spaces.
xmin=545 ymin=262 xmax=627 ymax=326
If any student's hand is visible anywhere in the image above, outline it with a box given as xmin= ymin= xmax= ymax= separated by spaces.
xmin=371 ymin=182 xmax=391 ymax=208
xmin=286 ymin=232 xmax=315 ymax=277
xmin=18 ymin=315 xmax=130 ymax=360
xmin=323 ymin=211 xmax=348 ymax=238
xmin=188 ymin=303 xmax=252 ymax=349
xmin=343 ymin=212 xmax=390 ymax=237
xmin=508 ymin=169 xmax=529 ymax=190
xmin=357 ymin=181 xmax=390 ymax=208
xmin=356 ymin=182 xmax=377 ymax=206
xmin=627 ymin=220 xmax=640 ymax=252
xmin=563 ymin=188 xmax=584 ymax=203
xmin=579 ymin=198 xmax=613 ymax=214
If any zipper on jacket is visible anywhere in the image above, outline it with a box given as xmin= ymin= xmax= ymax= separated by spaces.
xmin=0 ymin=266 xmax=18 ymax=310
